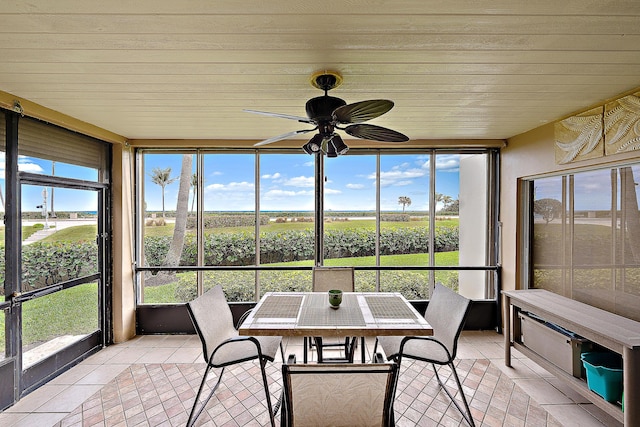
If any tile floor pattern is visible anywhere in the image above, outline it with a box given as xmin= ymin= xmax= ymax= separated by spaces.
xmin=0 ymin=332 xmax=621 ymax=427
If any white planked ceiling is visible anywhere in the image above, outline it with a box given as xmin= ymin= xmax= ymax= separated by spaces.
xmin=1 ymin=0 xmax=640 ymax=144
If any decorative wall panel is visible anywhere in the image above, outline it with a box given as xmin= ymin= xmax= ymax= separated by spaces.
xmin=554 ymin=106 xmax=604 ymax=164
xmin=604 ymin=91 xmax=640 ymax=155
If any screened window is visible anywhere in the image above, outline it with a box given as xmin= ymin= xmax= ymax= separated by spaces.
xmin=136 ymin=149 xmax=498 ymax=303
xmin=528 ymin=165 xmax=640 ymax=322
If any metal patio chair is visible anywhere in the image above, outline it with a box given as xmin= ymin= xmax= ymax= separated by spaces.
xmin=374 ymin=283 xmax=475 ymax=427
xmin=280 ymin=353 xmax=398 ymax=427
xmin=186 ymin=285 xmax=284 ymax=427
xmin=310 ymin=266 xmax=358 ymax=363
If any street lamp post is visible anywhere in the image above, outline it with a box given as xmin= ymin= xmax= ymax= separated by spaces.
xmin=41 ymin=188 xmax=49 ymax=229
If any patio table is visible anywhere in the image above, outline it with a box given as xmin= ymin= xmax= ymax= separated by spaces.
xmin=238 ymin=292 xmax=432 ymax=362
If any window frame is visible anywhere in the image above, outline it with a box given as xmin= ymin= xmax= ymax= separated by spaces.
xmin=135 ymin=147 xmax=500 ymax=303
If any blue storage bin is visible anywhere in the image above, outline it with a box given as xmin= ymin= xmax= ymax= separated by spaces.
xmin=580 ymin=352 xmax=623 ymax=403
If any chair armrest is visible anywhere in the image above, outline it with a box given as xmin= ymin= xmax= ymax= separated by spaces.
xmin=373 ymin=352 xmax=386 ymax=364
xmin=287 ymin=354 xmax=297 ymax=364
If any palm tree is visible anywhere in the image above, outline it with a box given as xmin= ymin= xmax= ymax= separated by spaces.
xmin=164 ymin=155 xmax=193 ymax=267
xmin=150 ymin=167 xmax=177 ymax=218
xmin=190 ymin=173 xmax=197 ymax=213
xmin=435 ymin=192 xmax=453 ymax=212
xmin=398 ymin=196 xmax=412 ymax=212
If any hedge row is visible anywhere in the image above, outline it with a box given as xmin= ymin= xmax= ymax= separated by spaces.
xmin=173 ymin=269 xmax=458 ymax=302
xmin=186 ymin=214 xmax=270 ymax=229
xmin=0 ymin=241 xmax=97 ymax=294
xmin=144 ymin=226 xmax=459 ymax=266
xmin=0 ymin=226 xmax=458 ymax=296
xmin=380 ymin=214 xmax=410 ymax=222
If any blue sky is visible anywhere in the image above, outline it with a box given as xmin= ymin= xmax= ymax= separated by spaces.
xmin=5 ymin=150 xmax=640 ymax=215
xmin=533 ymin=165 xmax=640 ymax=211
xmin=0 ymin=153 xmax=99 ymax=213
xmin=144 ymin=152 xmax=461 ymax=212
xmin=0 ymin=151 xmax=462 ymax=213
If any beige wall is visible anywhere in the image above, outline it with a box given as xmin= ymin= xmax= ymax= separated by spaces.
xmin=111 ymin=144 xmax=137 ymax=342
xmin=500 ymin=121 xmax=640 ymax=292
xmin=1 ymin=91 xmax=137 ymax=342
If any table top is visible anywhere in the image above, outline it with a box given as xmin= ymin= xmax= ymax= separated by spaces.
xmin=238 ymin=292 xmax=432 ymax=337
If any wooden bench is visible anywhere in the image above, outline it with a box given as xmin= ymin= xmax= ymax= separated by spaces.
xmin=503 ymin=289 xmax=640 ymax=426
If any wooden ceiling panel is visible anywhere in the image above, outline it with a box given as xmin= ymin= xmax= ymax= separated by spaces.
xmin=1 ymin=1 xmax=639 ymax=142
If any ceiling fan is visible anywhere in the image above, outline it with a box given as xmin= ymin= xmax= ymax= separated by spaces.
xmin=244 ymin=71 xmax=409 ymax=157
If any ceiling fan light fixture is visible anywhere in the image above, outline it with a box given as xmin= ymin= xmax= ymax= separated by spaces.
xmin=302 ymin=134 xmax=323 ymax=155
xmin=331 ymin=134 xmax=349 ymax=155
xmin=325 ymin=142 xmax=338 ymax=158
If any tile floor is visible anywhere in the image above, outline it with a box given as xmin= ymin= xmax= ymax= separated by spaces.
xmin=0 ymin=331 xmax=622 ymax=427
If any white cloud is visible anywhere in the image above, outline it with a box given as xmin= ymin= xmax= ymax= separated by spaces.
xmin=324 ymin=188 xmax=342 ymax=194
xmin=261 ymin=172 xmax=281 ymax=179
xmin=263 ymin=189 xmax=313 ymax=199
xmin=19 ymin=162 xmax=46 ymax=173
xmin=284 ymin=176 xmax=314 ymax=188
xmin=1 ymin=155 xmax=46 ymax=175
xmin=373 ymin=167 xmax=427 ymax=188
xmin=346 ymin=183 xmax=365 ymax=189
xmin=205 ymin=181 xmax=254 ymax=192
xmin=435 ymin=155 xmax=460 ymax=172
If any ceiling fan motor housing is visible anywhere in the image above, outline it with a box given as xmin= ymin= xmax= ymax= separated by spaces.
xmin=305 ymin=95 xmax=346 ymax=123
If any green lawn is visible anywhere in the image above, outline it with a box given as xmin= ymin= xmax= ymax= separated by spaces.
xmin=143 ymin=251 xmax=460 ymax=303
xmin=143 ymin=217 xmax=459 ymax=237
xmin=40 ymin=224 xmax=97 ymax=243
xmin=0 ymin=224 xmax=55 ymax=249
xmin=1 ymin=282 xmax=98 ymax=354
xmin=3 ymin=219 xmax=459 ymax=354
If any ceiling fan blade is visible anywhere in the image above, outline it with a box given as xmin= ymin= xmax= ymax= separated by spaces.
xmin=344 ymin=124 xmax=409 ymax=142
xmin=244 ymin=109 xmax=313 ymax=124
xmin=253 ymin=128 xmax=316 ymax=146
xmin=332 ymin=99 xmax=394 ymax=124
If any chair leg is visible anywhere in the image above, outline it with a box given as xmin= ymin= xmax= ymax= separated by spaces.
xmin=432 ymin=363 xmax=475 ymax=427
xmin=346 ymin=337 xmax=357 ymax=363
xmin=259 ymin=358 xmax=276 ymax=427
xmin=314 ymin=337 xmax=325 ymax=362
xmin=186 ymin=365 xmax=225 ymax=427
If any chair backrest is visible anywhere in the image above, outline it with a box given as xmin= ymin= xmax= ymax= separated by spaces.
xmin=282 ymin=362 xmax=397 ymax=427
xmin=424 ymin=283 xmax=472 ymax=360
xmin=312 ymin=266 xmax=355 ymax=292
xmin=186 ymin=285 xmax=236 ymax=363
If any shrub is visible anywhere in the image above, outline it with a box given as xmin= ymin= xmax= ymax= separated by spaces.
xmin=19 ymin=241 xmax=97 ymax=290
xmin=174 ymin=270 xmax=312 ymax=302
xmin=186 ymin=214 xmax=270 ymax=229
xmin=381 ymin=214 xmax=410 ymax=222
xmin=142 ymin=226 xmax=459 ymax=267
xmin=173 ymin=269 xmax=436 ymax=302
